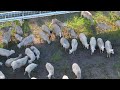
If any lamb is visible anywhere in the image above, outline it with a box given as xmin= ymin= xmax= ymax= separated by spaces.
xmin=105 ymin=40 xmax=114 ymax=58
xmin=72 ymin=63 xmax=81 ymax=79
xmin=62 ymin=75 xmax=69 ymax=79
xmin=97 ymin=38 xmax=105 ymax=53
xmin=15 ymin=34 xmax=23 ymax=42
xmin=60 ymin=37 xmax=70 ymax=51
xmin=79 ymin=33 xmax=89 ymax=49
xmin=30 ymin=46 xmax=40 ymax=60
xmin=90 ymin=37 xmax=96 ymax=55
xmin=11 ymin=56 xmax=28 ymax=72
xmin=52 ymin=23 xmax=62 ymax=37
xmin=41 ymin=25 xmax=52 ymax=35
xmin=17 ymin=34 xmax=34 ymax=48
xmin=0 ymin=48 xmax=15 ymax=58
xmin=39 ymin=31 xmax=51 ymax=44
xmin=68 ymin=29 xmax=78 ymax=39
xmin=0 ymin=71 xmax=5 ymax=79
xmin=45 ymin=62 xmax=54 ymax=79
xmin=24 ymin=63 xmax=38 ymax=78
xmin=5 ymin=54 xmax=22 ymax=67
xmin=25 ymin=48 xmax=36 ymax=64
xmin=69 ymin=39 xmax=78 ymax=54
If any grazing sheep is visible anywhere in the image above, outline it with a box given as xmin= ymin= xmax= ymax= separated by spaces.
xmin=17 ymin=34 xmax=34 ymax=48
xmin=30 ymin=46 xmax=40 ymax=60
xmin=31 ymin=77 xmax=37 ymax=79
xmin=0 ymin=71 xmax=5 ymax=79
xmin=11 ymin=56 xmax=28 ymax=72
xmin=62 ymin=75 xmax=69 ymax=79
xmin=24 ymin=63 xmax=38 ymax=78
xmin=45 ymin=62 xmax=54 ymax=79
xmin=60 ymin=37 xmax=70 ymax=51
xmin=79 ymin=33 xmax=89 ymax=49
xmin=41 ymin=25 xmax=52 ymax=35
xmin=0 ymin=48 xmax=15 ymax=58
xmin=69 ymin=39 xmax=78 ymax=54
xmin=72 ymin=63 xmax=81 ymax=79
xmin=90 ymin=37 xmax=96 ymax=55
xmin=97 ymin=38 xmax=105 ymax=53
xmin=5 ymin=54 xmax=22 ymax=67
xmin=39 ymin=31 xmax=51 ymax=44
xmin=68 ymin=29 xmax=78 ymax=39
xmin=52 ymin=24 xmax=62 ymax=37
xmin=105 ymin=40 xmax=114 ymax=58
xmin=25 ymin=48 xmax=36 ymax=64
xmin=15 ymin=34 xmax=23 ymax=42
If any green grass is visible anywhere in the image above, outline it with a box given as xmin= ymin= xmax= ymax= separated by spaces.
xmin=51 ymin=50 xmax=62 ymax=62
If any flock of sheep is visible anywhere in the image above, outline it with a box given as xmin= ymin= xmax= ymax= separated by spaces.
xmin=0 ymin=11 xmax=115 ymax=79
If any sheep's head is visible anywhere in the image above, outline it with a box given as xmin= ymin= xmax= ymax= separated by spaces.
xmin=110 ymin=49 xmax=114 ymax=54
xmin=10 ymin=50 xmax=15 ymax=54
xmin=85 ymin=44 xmax=89 ymax=49
xmin=91 ymin=47 xmax=96 ymax=55
xmin=47 ymin=74 xmax=52 ymax=79
xmin=69 ymin=49 xmax=73 ymax=54
xmin=101 ymin=46 xmax=105 ymax=52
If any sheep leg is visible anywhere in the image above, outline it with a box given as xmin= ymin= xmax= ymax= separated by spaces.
xmin=28 ymin=73 xmax=31 ymax=78
xmin=107 ymin=54 xmax=109 ymax=58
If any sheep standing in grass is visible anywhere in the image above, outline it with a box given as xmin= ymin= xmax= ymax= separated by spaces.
xmin=68 ymin=29 xmax=78 ymax=39
xmin=0 ymin=71 xmax=5 ymax=79
xmin=97 ymin=38 xmax=105 ymax=53
xmin=90 ymin=37 xmax=96 ymax=55
xmin=0 ymin=48 xmax=15 ymax=58
xmin=11 ymin=56 xmax=28 ymax=72
xmin=60 ymin=37 xmax=70 ymax=51
xmin=30 ymin=46 xmax=40 ymax=60
xmin=17 ymin=34 xmax=34 ymax=48
xmin=72 ymin=63 xmax=81 ymax=79
xmin=25 ymin=48 xmax=36 ymax=64
xmin=5 ymin=54 xmax=22 ymax=67
xmin=41 ymin=25 xmax=52 ymax=35
xmin=39 ymin=31 xmax=51 ymax=44
xmin=79 ymin=33 xmax=89 ymax=49
xmin=15 ymin=34 xmax=23 ymax=42
xmin=45 ymin=62 xmax=54 ymax=79
xmin=62 ymin=75 xmax=69 ymax=79
xmin=69 ymin=39 xmax=78 ymax=54
xmin=24 ymin=63 xmax=38 ymax=78
xmin=105 ymin=40 xmax=114 ymax=58
xmin=52 ymin=24 xmax=62 ymax=37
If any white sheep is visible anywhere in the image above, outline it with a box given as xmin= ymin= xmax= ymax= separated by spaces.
xmin=90 ymin=37 xmax=96 ymax=55
xmin=97 ymin=38 xmax=105 ymax=53
xmin=45 ymin=62 xmax=54 ymax=79
xmin=79 ymin=33 xmax=89 ymax=49
xmin=72 ymin=63 xmax=81 ymax=79
xmin=52 ymin=23 xmax=62 ymax=37
xmin=11 ymin=56 xmax=28 ymax=72
xmin=5 ymin=54 xmax=22 ymax=67
xmin=69 ymin=39 xmax=78 ymax=54
xmin=41 ymin=25 xmax=52 ymax=35
xmin=25 ymin=48 xmax=36 ymax=64
xmin=60 ymin=37 xmax=70 ymax=51
xmin=31 ymin=77 xmax=37 ymax=79
xmin=15 ymin=34 xmax=23 ymax=42
xmin=17 ymin=34 xmax=34 ymax=48
xmin=39 ymin=31 xmax=51 ymax=44
xmin=68 ymin=29 xmax=78 ymax=39
xmin=0 ymin=48 xmax=15 ymax=58
xmin=62 ymin=75 xmax=69 ymax=79
xmin=0 ymin=71 xmax=5 ymax=79
xmin=30 ymin=46 xmax=40 ymax=60
xmin=105 ymin=40 xmax=114 ymax=58
xmin=24 ymin=63 xmax=38 ymax=78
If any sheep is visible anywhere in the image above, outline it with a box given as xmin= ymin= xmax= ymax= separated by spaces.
xmin=0 ymin=48 xmax=15 ymax=58
xmin=45 ymin=62 xmax=54 ymax=79
xmin=30 ymin=46 xmax=40 ymax=60
xmin=17 ymin=34 xmax=34 ymax=48
xmin=79 ymin=33 xmax=89 ymax=49
xmin=52 ymin=24 xmax=62 ymax=37
xmin=41 ymin=25 xmax=52 ymax=35
xmin=24 ymin=63 xmax=38 ymax=78
xmin=105 ymin=40 xmax=114 ymax=58
xmin=15 ymin=34 xmax=23 ymax=42
xmin=11 ymin=56 xmax=28 ymax=72
xmin=0 ymin=71 xmax=5 ymax=79
xmin=81 ymin=11 xmax=94 ymax=25
xmin=90 ymin=37 xmax=96 ymax=55
xmin=31 ymin=77 xmax=37 ymax=79
xmin=68 ymin=29 xmax=78 ymax=39
xmin=97 ymin=38 xmax=105 ymax=53
xmin=5 ymin=54 xmax=22 ymax=67
xmin=72 ymin=63 xmax=81 ymax=79
xmin=39 ymin=31 xmax=51 ymax=44
xmin=69 ymin=39 xmax=78 ymax=54
xmin=60 ymin=37 xmax=70 ymax=51
xmin=62 ymin=75 xmax=69 ymax=79
xmin=25 ymin=48 xmax=36 ymax=64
